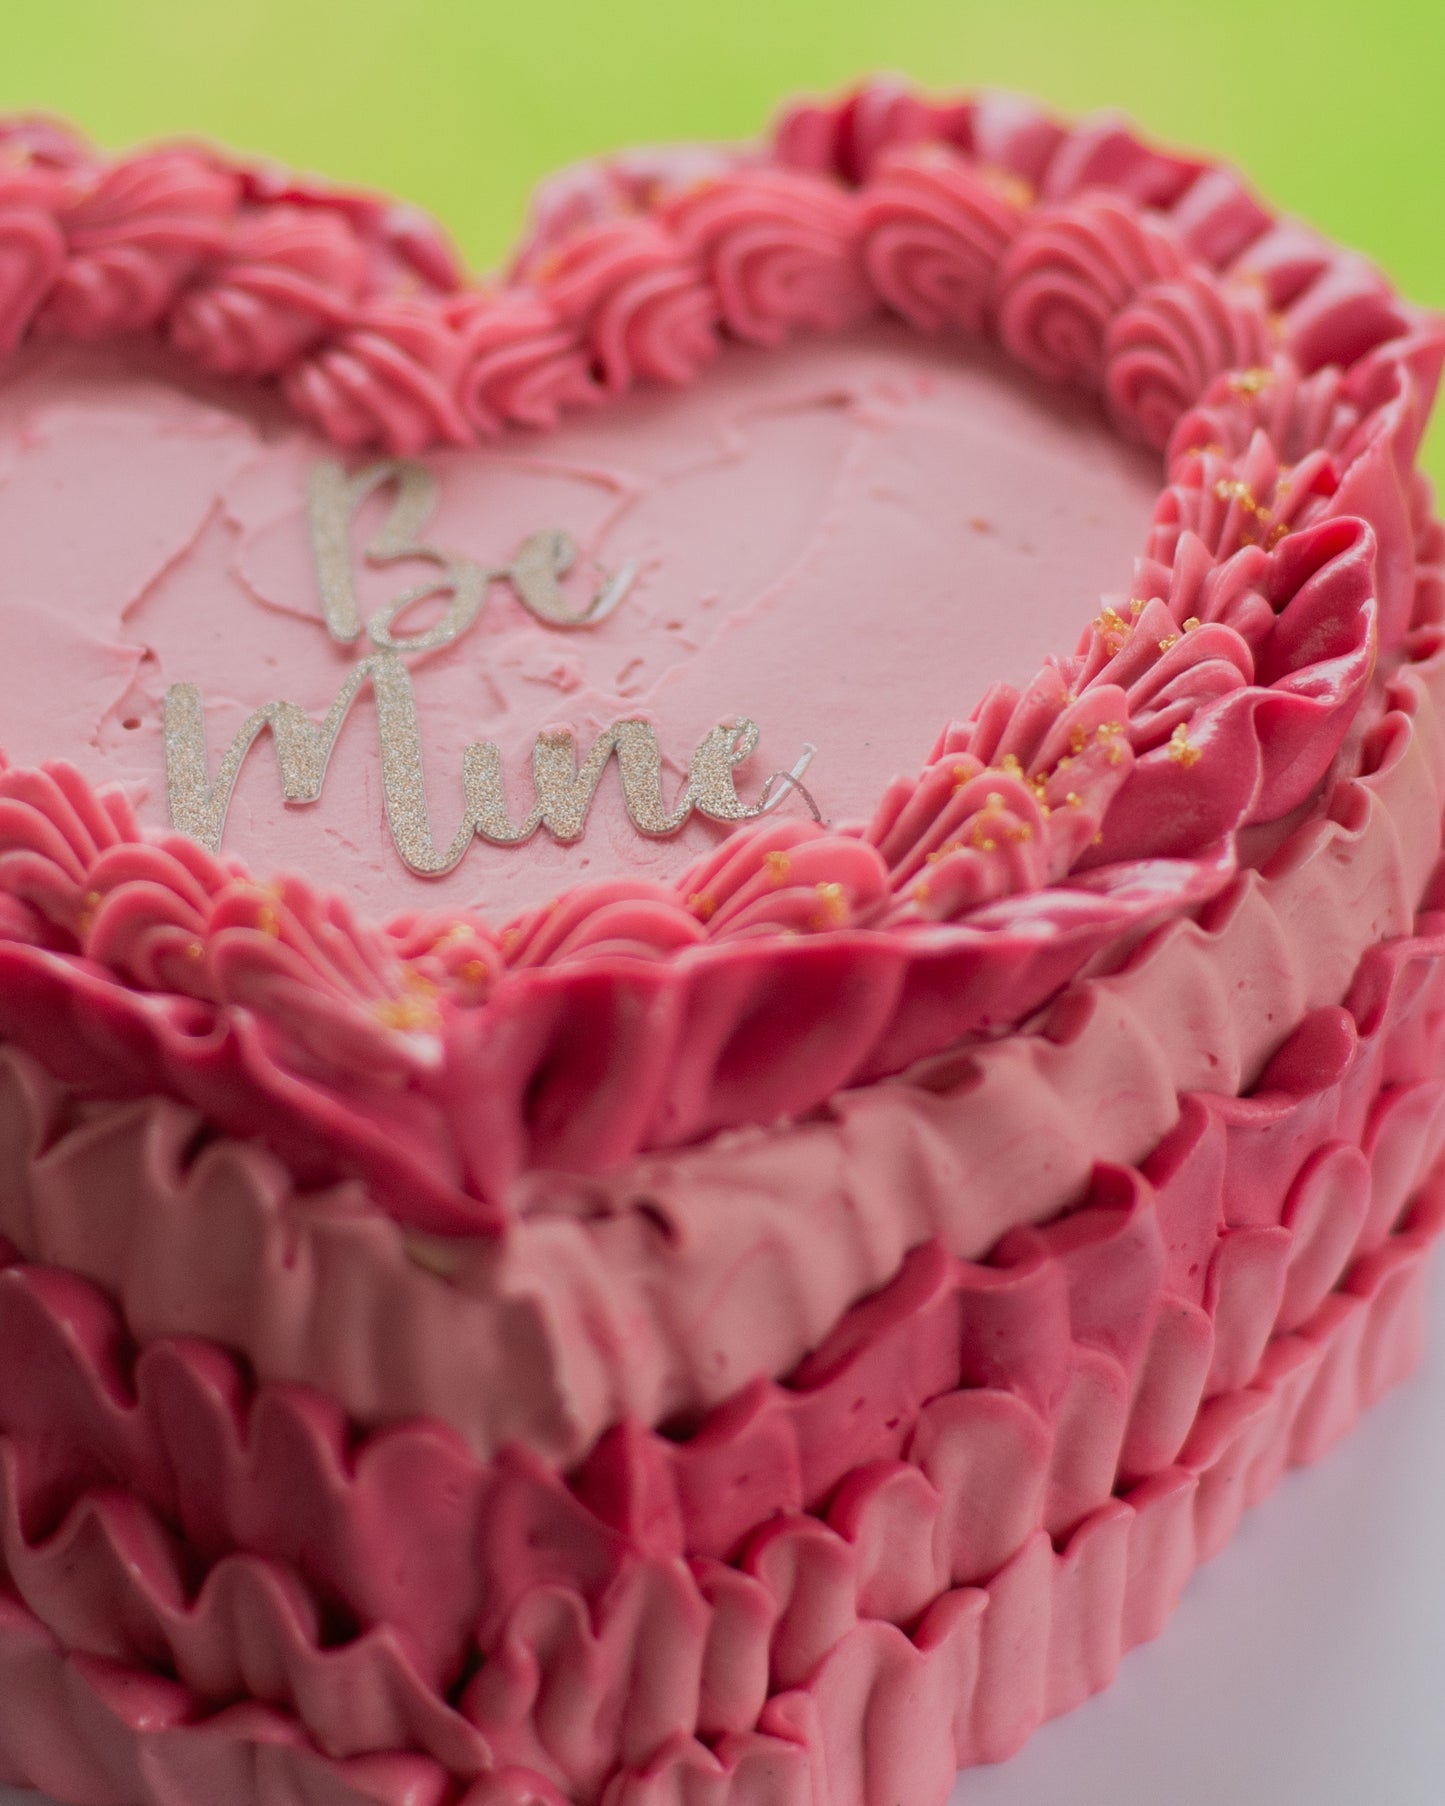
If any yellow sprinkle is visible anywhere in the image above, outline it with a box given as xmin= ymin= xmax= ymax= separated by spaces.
xmin=1183 ymin=616 xmax=1201 ymax=632
xmin=1096 ymin=722 xmax=1122 ymax=739
xmin=999 ymin=754 xmax=1023 ymax=776
xmin=1228 ymin=367 xmax=1273 ymax=396
xmin=1215 ymin=477 xmax=1266 ymax=516
xmin=256 ymin=904 xmax=280 ymax=939
xmin=985 ymin=792 xmax=1005 ymax=811
xmin=1168 ymin=723 xmax=1202 ymax=768
xmin=1266 ymin=521 xmax=1290 ymax=549
xmin=1010 ymin=822 xmax=1034 ymax=843
xmin=1092 ymin=604 xmax=1131 ymax=648
xmin=1159 ymin=632 xmax=1180 ymax=652
xmin=1065 ymin=791 xmax=1083 ymax=810
xmin=687 ymin=890 xmax=717 ymax=921
xmin=374 ymin=994 xmax=440 ymax=1032
xmin=1128 ymin=598 xmax=1146 ymax=616
xmin=459 ymin=959 xmax=489 ymax=986
xmin=185 ymin=941 xmax=205 ymax=961
xmin=1069 ymin=727 xmax=1089 ymax=755
xmin=764 ymin=850 xmax=792 ymax=885
xmin=811 ymin=881 xmax=848 ymax=927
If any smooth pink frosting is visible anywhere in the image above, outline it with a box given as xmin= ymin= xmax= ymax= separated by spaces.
xmin=0 ymin=326 xmax=1160 ymax=922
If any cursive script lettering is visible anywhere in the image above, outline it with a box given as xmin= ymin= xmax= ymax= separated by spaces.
xmin=307 ymin=459 xmax=636 ymax=651
xmin=165 ymin=657 xmax=808 ymax=876
xmin=165 ymin=459 xmax=817 ymax=875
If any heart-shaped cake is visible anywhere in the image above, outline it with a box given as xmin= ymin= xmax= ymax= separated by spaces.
xmin=0 ymin=79 xmax=1441 ymax=1806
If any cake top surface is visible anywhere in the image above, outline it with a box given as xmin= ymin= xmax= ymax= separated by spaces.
xmin=0 ymin=326 xmax=1159 ymax=919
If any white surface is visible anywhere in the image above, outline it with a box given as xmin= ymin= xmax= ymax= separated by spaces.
xmin=2 ymin=1260 xmax=1444 ymax=1806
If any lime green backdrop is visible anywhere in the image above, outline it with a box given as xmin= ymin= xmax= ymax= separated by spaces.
xmin=1 ymin=0 xmax=1440 ymax=466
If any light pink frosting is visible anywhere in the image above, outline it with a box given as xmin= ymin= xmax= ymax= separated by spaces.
xmin=0 ymin=327 xmax=1160 ymax=923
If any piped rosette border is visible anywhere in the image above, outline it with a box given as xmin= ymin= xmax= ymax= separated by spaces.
xmin=0 ymin=895 xmax=1437 ymax=1805
xmin=0 ymin=86 xmax=1440 ymax=1232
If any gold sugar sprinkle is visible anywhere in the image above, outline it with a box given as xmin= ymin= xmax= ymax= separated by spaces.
xmin=1228 ymin=367 xmax=1273 ymax=396
xmin=764 ymin=850 xmax=792 ymax=885
xmin=1168 ymin=723 xmax=1201 ymax=768
xmin=1183 ymin=616 xmax=1201 ymax=632
xmin=256 ymin=904 xmax=280 ymax=938
xmin=687 ymin=890 xmax=717 ymax=921
xmin=374 ymin=994 xmax=441 ymax=1032
xmin=1159 ymin=632 xmax=1180 ymax=652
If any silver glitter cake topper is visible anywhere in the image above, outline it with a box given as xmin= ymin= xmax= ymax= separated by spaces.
xmin=164 ymin=459 xmax=817 ymax=876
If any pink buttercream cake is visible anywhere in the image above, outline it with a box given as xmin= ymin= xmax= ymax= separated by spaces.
xmin=0 ymin=79 xmax=1440 ymax=1806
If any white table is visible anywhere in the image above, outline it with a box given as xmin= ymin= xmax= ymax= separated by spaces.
xmin=5 ymin=1255 xmax=1445 ymax=1806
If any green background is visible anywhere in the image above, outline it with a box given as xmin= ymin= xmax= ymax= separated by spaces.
xmin=0 ymin=0 xmax=1440 ymax=468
